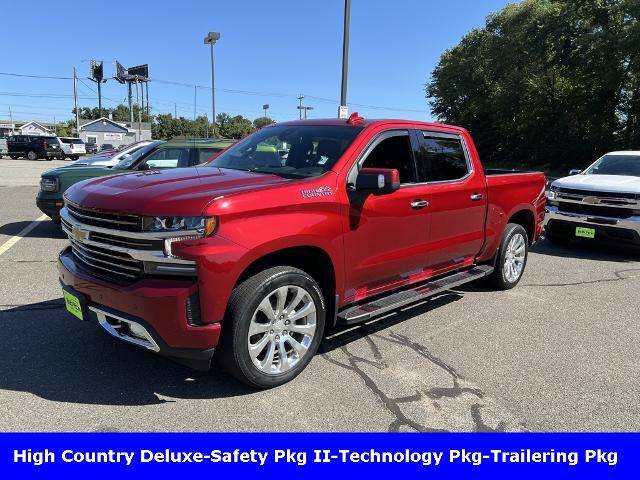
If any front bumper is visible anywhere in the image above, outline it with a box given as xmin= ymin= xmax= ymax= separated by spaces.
xmin=36 ymin=196 xmax=63 ymax=221
xmin=58 ymin=247 xmax=221 ymax=369
xmin=545 ymin=205 xmax=640 ymax=246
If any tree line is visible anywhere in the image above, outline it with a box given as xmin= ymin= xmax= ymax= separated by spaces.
xmin=426 ymin=0 xmax=640 ymax=174
xmin=69 ymin=104 xmax=275 ymax=139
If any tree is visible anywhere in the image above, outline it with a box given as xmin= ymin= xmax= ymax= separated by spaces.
xmin=426 ymin=0 xmax=640 ymax=173
xmin=72 ymin=104 xmax=152 ymax=123
xmin=216 ymin=113 xmax=254 ymax=138
xmin=253 ymin=116 xmax=275 ymax=129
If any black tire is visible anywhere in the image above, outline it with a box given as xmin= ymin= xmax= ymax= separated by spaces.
xmin=216 ymin=266 xmax=326 ymax=388
xmin=27 ymin=150 xmax=38 ymax=161
xmin=485 ymin=223 xmax=529 ymax=290
xmin=10 ymin=155 xmax=18 ymax=160
xmin=71 ymin=156 xmax=79 ymax=160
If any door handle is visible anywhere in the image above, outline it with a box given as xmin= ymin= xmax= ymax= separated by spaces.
xmin=410 ymin=200 xmax=429 ymax=209
xmin=470 ymin=193 xmax=484 ymax=201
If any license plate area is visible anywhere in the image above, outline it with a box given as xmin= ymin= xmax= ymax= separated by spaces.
xmin=575 ymin=227 xmax=596 ymax=239
xmin=62 ymin=286 xmax=88 ymax=320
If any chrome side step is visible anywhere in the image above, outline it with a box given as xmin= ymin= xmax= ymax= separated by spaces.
xmin=337 ymin=265 xmax=494 ymax=325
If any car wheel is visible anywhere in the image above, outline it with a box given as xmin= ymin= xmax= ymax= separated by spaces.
xmin=27 ymin=150 xmax=38 ymax=161
xmin=486 ymin=223 xmax=529 ymax=290
xmin=216 ymin=266 xmax=326 ymax=388
xmin=72 ymin=156 xmax=79 ymax=160
xmin=10 ymin=155 xmax=18 ymax=160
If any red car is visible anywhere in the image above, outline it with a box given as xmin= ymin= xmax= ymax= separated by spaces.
xmin=58 ymin=116 xmax=546 ymax=387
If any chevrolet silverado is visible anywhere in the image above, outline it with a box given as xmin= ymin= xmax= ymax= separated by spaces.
xmin=58 ymin=115 xmax=546 ymax=388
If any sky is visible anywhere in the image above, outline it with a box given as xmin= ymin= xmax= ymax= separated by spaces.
xmin=0 ymin=0 xmax=513 ymax=125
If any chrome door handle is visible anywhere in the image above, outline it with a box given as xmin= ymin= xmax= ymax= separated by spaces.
xmin=410 ymin=200 xmax=429 ymax=209
xmin=470 ymin=193 xmax=484 ymax=201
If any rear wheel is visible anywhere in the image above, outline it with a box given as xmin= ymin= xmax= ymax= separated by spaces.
xmin=10 ymin=156 xmax=18 ymax=160
xmin=216 ymin=266 xmax=326 ymax=388
xmin=27 ymin=150 xmax=38 ymax=161
xmin=486 ymin=223 xmax=529 ymax=290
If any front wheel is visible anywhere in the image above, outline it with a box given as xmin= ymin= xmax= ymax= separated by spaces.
xmin=27 ymin=150 xmax=38 ymax=161
xmin=216 ymin=266 xmax=326 ymax=388
xmin=486 ymin=223 xmax=529 ymax=290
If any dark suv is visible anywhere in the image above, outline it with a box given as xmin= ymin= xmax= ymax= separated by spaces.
xmin=8 ymin=135 xmax=63 ymax=160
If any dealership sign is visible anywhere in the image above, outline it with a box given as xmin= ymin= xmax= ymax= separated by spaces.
xmin=104 ymin=133 xmax=123 ymax=141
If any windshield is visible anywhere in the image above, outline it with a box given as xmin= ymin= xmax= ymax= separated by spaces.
xmin=209 ymin=125 xmax=364 ymax=178
xmin=583 ymin=154 xmax=640 ymax=177
xmin=113 ymin=142 xmax=162 ymax=169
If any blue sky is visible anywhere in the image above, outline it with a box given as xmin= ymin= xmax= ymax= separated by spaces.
xmin=0 ymin=0 xmax=512 ymax=124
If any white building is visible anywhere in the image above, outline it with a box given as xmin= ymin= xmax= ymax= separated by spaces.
xmin=78 ymin=117 xmax=152 ymax=148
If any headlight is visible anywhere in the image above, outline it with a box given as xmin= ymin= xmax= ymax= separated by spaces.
xmin=142 ymin=216 xmax=217 ymax=235
xmin=40 ymin=177 xmax=59 ymax=192
xmin=546 ymin=185 xmax=557 ymax=201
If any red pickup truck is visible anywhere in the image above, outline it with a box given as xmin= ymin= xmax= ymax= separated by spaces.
xmin=58 ymin=116 xmax=546 ymax=387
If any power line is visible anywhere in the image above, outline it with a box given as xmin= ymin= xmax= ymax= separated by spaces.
xmin=0 ymin=72 xmax=73 ymax=80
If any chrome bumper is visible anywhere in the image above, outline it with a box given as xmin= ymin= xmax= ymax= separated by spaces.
xmin=545 ymin=206 xmax=640 ymax=234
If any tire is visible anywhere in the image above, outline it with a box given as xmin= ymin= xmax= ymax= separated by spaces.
xmin=10 ymin=155 xmax=18 ymax=160
xmin=71 ymin=156 xmax=79 ymax=160
xmin=216 ymin=266 xmax=326 ymax=388
xmin=486 ymin=223 xmax=529 ymax=290
xmin=27 ymin=150 xmax=38 ymax=161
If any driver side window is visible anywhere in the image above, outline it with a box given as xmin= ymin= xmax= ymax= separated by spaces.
xmin=361 ymin=132 xmax=415 ymax=183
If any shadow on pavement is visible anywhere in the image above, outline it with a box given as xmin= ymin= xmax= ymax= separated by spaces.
xmin=531 ymin=237 xmax=640 ymax=262
xmin=0 ymin=292 xmax=464 ymax=406
xmin=0 ymin=299 xmax=252 ymax=405
xmin=0 ymin=219 xmax=66 ymax=239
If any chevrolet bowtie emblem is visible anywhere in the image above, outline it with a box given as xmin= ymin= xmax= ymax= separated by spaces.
xmin=582 ymin=196 xmax=601 ymax=205
xmin=72 ymin=226 xmax=89 ymax=241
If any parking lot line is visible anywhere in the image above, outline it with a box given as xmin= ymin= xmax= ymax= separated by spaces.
xmin=0 ymin=214 xmax=48 ymax=256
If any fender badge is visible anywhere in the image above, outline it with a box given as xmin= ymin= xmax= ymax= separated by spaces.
xmin=301 ymin=186 xmax=333 ymax=198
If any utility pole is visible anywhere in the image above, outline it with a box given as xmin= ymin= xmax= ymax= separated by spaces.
xmin=135 ymin=79 xmax=141 ymax=141
xmin=73 ymin=67 xmax=79 ymax=137
xmin=204 ymin=32 xmax=221 ymax=137
xmin=339 ymin=0 xmax=351 ymax=118
xmin=128 ymin=83 xmax=133 ymax=122
xmin=174 ymin=103 xmax=177 ymax=118
xmin=9 ymin=107 xmax=13 ymax=134
xmin=297 ymin=94 xmax=304 ymax=120
xmin=145 ymin=81 xmax=149 ymax=120
xmin=193 ymin=85 xmax=197 ymax=121
xmin=263 ymin=103 xmax=269 ymax=119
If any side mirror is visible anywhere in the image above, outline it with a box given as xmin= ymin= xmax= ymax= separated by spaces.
xmin=569 ymin=169 xmax=582 ymax=176
xmin=355 ymin=167 xmax=401 ymax=193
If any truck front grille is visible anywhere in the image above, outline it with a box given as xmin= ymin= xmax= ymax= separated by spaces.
xmin=69 ymin=238 xmax=143 ymax=279
xmin=556 ymin=201 xmax=635 ymax=219
xmin=555 ymin=187 xmax=639 ymax=219
xmin=66 ymin=200 xmax=142 ymax=231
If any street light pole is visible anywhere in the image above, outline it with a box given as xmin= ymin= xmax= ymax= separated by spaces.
xmin=204 ymin=32 xmax=221 ymax=137
xmin=339 ymin=0 xmax=351 ymax=118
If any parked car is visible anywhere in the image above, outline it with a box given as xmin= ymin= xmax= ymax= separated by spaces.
xmin=8 ymin=135 xmax=63 ymax=160
xmin=57 ymin=117 xmax=546 ymax=387
xmin=85 ymin=142 xmax=99 ymax=154
xmin=37 ymin=138 xmax=234 ymax=222
xmin=58 ymin=137 xmax=86 ymax=160
xmin=100 ymin=143 xmax=115 ymax=151
xmin=0 ymin=137 xmax=7 ymax=158
xmin=546 ymin=151 xmax=640 ymax=247
xmin=69 ymin=141 xmax=155 ymax=167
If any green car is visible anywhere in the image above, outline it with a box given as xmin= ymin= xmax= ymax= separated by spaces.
xmin=36 ymin=138 xmax=235 ymax=223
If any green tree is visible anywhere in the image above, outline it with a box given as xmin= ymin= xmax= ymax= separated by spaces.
xmin=253 ymin=116 xmax=276 ymax=129
xmin=426 ymin=0 xmax=640 ymax=173
xmin=216 ymin=113 xmax=254 ymax=138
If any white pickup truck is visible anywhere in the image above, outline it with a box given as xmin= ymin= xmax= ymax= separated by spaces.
xmin=546 ymin=151 xmax=640 ymax=247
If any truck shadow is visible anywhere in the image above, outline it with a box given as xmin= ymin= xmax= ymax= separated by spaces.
xmin=0 ymin=220 xmax=66 ymax=239
xmin=0 ymin=293 xmax=463 ymax=406
xmin=530 ymin=237 xmax=640 ymax=262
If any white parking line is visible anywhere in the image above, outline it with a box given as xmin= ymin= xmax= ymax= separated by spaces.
xmin=0 ymin=214 xmax=48 ymax=256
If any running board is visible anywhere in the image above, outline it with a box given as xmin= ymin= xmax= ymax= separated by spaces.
xmin=337 ymin=265 xmax=493 ymax=325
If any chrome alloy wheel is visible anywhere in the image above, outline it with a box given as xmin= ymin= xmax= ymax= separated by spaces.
xmin=503 ymin=232 xmax=526 ymax=283
xmin=247 ymin=285 xmax=317 ymax=375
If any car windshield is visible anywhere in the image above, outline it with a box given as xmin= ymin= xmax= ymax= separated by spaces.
xmin=583 ymin=154 xmax=640 ymax=176
xmin=113 ymin=142 xmax=162 ymax=169
xmin=209 ymin=125 xmax=364 ymax=178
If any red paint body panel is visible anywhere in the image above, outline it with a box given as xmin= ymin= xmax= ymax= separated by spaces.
xmin=59 ymin=118 xmax=546 ymax=355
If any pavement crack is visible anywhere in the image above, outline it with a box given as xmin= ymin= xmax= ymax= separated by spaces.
xmin=523 ymin=268 xmax=640 ymax=288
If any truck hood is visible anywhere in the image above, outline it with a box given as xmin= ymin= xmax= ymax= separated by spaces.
xmin=64 ymin=166 xmax=290 ymax=216
xmin=552 ymin=174 xmax=640 ymax=194
xmin=44 ymin=165 xmax=116 ymax=179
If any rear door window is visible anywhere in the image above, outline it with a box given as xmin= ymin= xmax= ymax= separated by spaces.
xmin=416 ymin=132 xmax=470 ymax=182
xmin=142 ymin=148 xmax=190 ymax=169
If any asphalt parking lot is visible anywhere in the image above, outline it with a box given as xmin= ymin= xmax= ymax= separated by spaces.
xmin=1 ymin=158 xmax=639 ymax=432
